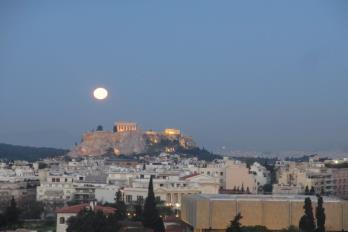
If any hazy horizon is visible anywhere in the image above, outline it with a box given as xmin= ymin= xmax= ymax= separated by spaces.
xmin=1 ymin=1 xmax=348 ymax=152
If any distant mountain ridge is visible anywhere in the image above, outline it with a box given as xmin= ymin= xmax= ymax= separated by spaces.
xmin=0 ymin=143 xmax=69 ymax=161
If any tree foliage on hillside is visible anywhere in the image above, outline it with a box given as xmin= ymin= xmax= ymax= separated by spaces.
xmin=0 ymin=143 xmax=68 ymax=161
xmin=145 ymin=136 xmax=221 ymax=161
xmin=176 ymin=147 xmax=221 ymax=161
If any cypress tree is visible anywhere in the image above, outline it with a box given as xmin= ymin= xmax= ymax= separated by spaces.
xmin=316 ymin=195 xmax=325 ymax=232
xmin=5 ymin=196 xmax=19 ymax=226
xmin=114 ymin=190 xmax=127 ymax=220
xmin=310 ymin=186 xmax=315 ymax=195
xmin=305 ymin=185 xmax=309 ymax=195
xmin=142 ymin=176 xmax=165 ymax=232
xmin=226 ymin=212 xmax=242 ymax=232
xmin=299 ymin=197 xmax=316 ymax=232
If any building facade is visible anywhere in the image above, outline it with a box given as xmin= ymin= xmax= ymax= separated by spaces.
xmin=181 ymin=194 xmax=348 ymax=232
xmin=114 ymin=122 xmax=137 ymax=132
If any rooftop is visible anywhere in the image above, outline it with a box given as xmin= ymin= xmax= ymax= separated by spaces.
xmin=186 ymin=194 xmax=344 ymax=203
xmin=56 ymin=203 xmax=116 ymax=214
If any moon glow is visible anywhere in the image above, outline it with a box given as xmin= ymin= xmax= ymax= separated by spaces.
xmin=93 ymin=87 xmax=108 ymax=100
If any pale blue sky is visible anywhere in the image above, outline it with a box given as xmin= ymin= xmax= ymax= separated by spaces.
xmin=0 ymin=1 xmax=347 ymax=152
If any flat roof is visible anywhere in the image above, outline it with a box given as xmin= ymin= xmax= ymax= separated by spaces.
xmin=186 ymin=194 xmax=345 ymax=203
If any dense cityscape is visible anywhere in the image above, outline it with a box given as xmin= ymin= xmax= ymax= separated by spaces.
xmin=0 ymin=122 xmax=347 ymax=231
xmin=1 ymin=1 xmax=348 ymax=232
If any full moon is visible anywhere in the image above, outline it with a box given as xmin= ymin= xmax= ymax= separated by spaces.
xmin=93 ymin=87 xmax=108 ymax=100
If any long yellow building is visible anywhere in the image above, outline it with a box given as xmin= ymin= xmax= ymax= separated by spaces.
xmin=181 ymin=194 xmax=348 ymax=232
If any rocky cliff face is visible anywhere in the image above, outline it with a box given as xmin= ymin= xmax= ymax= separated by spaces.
xmin=68 ymin=131 xmax=146 ymax=157
xmin=68 ymin=129 xmax=197 ymax=157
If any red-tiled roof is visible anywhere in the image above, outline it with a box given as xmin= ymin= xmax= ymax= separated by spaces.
xmin=180 ymin=173 xmax=199 ymax=180
xmin=56 ymin=203 xmax=116 ymax=214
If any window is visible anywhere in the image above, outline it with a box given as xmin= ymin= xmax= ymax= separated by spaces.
xmin=126 ymin=195 xmax=132 ymax=203
xmin=137 ymin=196 xmax=144 ymax=204
xmin=59 ymin=217 xmax=65 ymax=224
xmin=220 ymin=172 xmax=224 ymax=176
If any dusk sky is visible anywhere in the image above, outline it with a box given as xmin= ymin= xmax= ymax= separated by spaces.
xmin=1 ymin=1 xmax=348 ymax=152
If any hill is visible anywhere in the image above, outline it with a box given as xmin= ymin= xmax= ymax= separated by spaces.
xmin=69 ymin=130 xmax=220 ymax=161
xmin=0 ymin=143 xmax=69 ymax=161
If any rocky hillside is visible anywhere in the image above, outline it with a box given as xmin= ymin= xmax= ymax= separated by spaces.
xmin=68 ymin=131 xmax=146 ymax=157
xmin=68 ymin=129 xmax=197 ymax=157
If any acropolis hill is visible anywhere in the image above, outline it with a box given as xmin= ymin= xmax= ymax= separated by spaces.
xmin=68 ymin=122 xmax=197 ymax=157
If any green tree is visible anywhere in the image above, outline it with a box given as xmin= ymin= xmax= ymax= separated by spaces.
xmin=133 ymin=204 xmax=143 ymax=221
xmin=315 ymin=195 xmax=325 ymax=232
xmin=142 ymin=176 xmax=165 ymax=232
xmin=288 ymin=225 xmax=299 ymax=232
xmin=96 ymin=125 xmax=104 ymax=131
xmin=226 ymin=212 xmax=242 ymax=232
xmin=280 ymin=226 xmax=299 ymax=232
xmin=5 ymin=196 xmax=20 ymax=226
xmin=305 ymin=186 xmax=309 ymax=195
xmin=242 ymin=225 xmax=269 ymax=232
xmin=114 ymin=190 xmax=127 ymax=220
xmin=0 ymin=213 xmax=6 ymax=228
xmin=309 ymin=187 xmax=315 ymax=195
xmin=20 ymin=200 xmax=44 ymax=219
xmin=67 ymin=209 xmax=120 ymax=232
xmin=299 ymin=197 xmax=316 ymax=232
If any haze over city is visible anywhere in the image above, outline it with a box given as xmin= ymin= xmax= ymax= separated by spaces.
xmin=1 ymin=1 xmax=348 ymax=153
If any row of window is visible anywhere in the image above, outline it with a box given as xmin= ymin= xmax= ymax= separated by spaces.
xmin=201 ymin=171 xmax=224 ymax=176
xmin=51 ymin=178 xmax=69 ymax=182
xmin=125 ymin=195 xmax=160 ymax=203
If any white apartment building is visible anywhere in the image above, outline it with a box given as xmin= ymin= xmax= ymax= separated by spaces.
xmin=122 ymin=173 xmax=219 ymax=208
xmin=249 ymin=162 xmax=271 ymax=187
xmin=95 ymin=185 xmax=119 ymax=203
xmin=273 ymin=161 xmax=333 ymax=195
xmin=37 ymin=174 xmax=77 ymax=203
xmin=194 ymin=159 xmax=266 ymax=193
